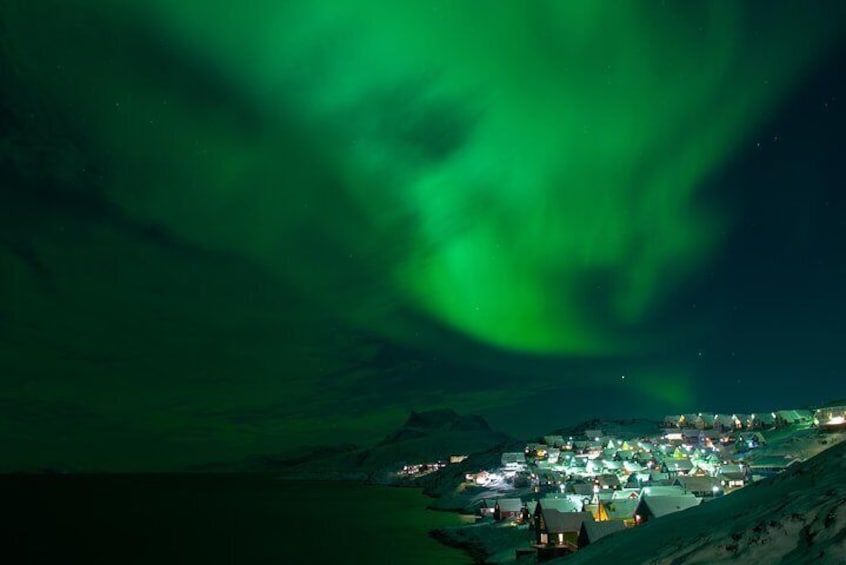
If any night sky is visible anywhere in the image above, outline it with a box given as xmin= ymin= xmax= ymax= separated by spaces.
xmin=2 ymin=1 xmax=845 ymax=471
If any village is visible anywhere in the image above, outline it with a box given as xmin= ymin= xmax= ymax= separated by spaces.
xmin=417 ymin=401 xmax=846 ymax=562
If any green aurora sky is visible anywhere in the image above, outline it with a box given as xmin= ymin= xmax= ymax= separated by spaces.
xmin=2 ymin=1 xmax=846 ymax=470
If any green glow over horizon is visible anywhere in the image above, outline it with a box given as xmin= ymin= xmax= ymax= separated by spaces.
xmin=115 ymin=1 xmax=838 ymax=355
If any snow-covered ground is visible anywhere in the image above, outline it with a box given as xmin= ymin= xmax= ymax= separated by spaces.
xmin=557 ymin=433 xmax=846 ymax=564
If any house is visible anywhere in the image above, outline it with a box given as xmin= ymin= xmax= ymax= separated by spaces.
xmin=544 ymin=435 xmax=566 ymax=447
xmin=680 ymin=413 xmax=699 ymax=428
xmin=623 ymin=461 xmax=643 ymax=474
xmin=536 ymin=471 xmax=558 ymax=486
xmin=673 ymin=476 xmax=722 ymax=497
xmin=533 ymin=497 xmax=583 ymax=520
xmin=664 ymin=415 xmax=683 ymax=428
xmin=749 ymin=412 xmax=776 ymax=429
xmin=717 ymin=464 xmax=746 ymax=488
xmin=747 ymin=456 xmax=800 ymax=478
xmin=594 ymin=490 xmax=617 ymax=504
xmin=526 ymin=443 xmax=547 ymax=458
xmin=647 ymin=471 xmax=673 ymax=485
xmin=625 ymin=473 xmax=649 ymax=488
xmin=601 ymin=460 xmax=622 ymax=473
xmin=681 ymin=413 xmax=710 ymax=429
xmin=664 ymin=458 xmax=695 ymax=477
xmin=612 ymin=488 xmax=642 ymax=500
xmin=578 ymin=520 xmax=626 ymax=549
xmin=713 ymin=414 xmax=735 ymax=432
xmin=535 ymin=509 xmax=594 ymax=547
xmin=571 ymin=483 xmax=595 ymax=497
xmin=635 ymin=494 xmax=701 ymax=523
xmin=732 ymin=414 xmax=749 ymax=429
xmin=596 ymin=498 xmax=639 ymax=526
xmin=736 ymin=431 xmax=767 ymax=449
xmin=774 ymin=410 xmax=813 ymax=428
xmin=641 ymin=485 xmax=686 ymax=497
xmin=478 ymin=499 xmax=496 ymax=517
xmin=814 ymin=400 xmax=846 ymax=431
xmin=681 ymin=429 xmax=702 ymax=443
xmin=501 ymin=452 xmax=527 ymax=470
xmin=494 ymin=498 xmax=525 ymax=521
xmin=616 ymin=450 xmax=635 ymax=461
xmin=596 ymin=474 xmax=621 ymax=490
xmin=700 ymin=429 xmax=723 ymax=443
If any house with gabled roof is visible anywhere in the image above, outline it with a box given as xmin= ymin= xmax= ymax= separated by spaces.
xmin=477 ymin=498 xmax=497 ymax=518
xmin=747 ymin=456 xmax=800 ymax=478
xmin=573 ymin=440 xmax=589 ymax=452
xmin=635 ymin=494 xmax=700 ymax=524
xmin=544 ymin=435 xmax=565 ymax=447
xmin=664 ymin=415 xmax=683 ymax=428
xmin=749 ymin=412 xmax=776 ymax=429
xmin=664 ymin=458 xmax=695 ymax=477
xmin=601 ymin=460 xmax=621 ymax=473
xmin=533 ymin=495 xmax=585 ymax=516
xmin=571 ymin=483 xmax=595 ymax=497
xmin=814 ymin=400 xmax=846 ymax=431
xmin=717 ymin=464 xmax=746 ymax=488
xmin=641 ymin=485 xmax=686 ymax=497
xmin=616 ymin=449 xmax=635 ymax=461
xmin=648 ymin=471 xmax=673 ymax=485
xmin=578 ymin=520 xmax=626 ymax=549
xmin=612 ymin=488 xmax=641 ymax=500
xmin=774 ymin=409 xmax=813 ymax=428
xmin=713 ymin=414 xmax=735 ymax=432
xmin=596 ymin=498 xmax=639 ymax=526
xmin=673 ymin=476 xmax=722 ymax=497
xmin=622 ymin=461 xmax=643 ymax=474
xmin=535 ymin=509 xmax=594 ymax=547
xmin=596 ymin=474 xmax=621 ymax=490
xmin=501 ymin=452 xmax=527 ymax=470
xmin=494 ymin=498 xmax=525 ymax=521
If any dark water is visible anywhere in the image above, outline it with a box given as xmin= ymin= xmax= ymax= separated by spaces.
xmin=0 ymin=475 xmax=471 ymax=564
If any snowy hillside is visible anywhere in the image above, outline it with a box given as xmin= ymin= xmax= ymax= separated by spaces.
xmin=559 ymin=433 xmax=846 ymax=564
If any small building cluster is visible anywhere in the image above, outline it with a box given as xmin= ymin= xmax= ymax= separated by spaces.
xmin=463 ymin=407 xmax=815 ymax=560
xmin=814 ymin=400 xmax=846 ymax=431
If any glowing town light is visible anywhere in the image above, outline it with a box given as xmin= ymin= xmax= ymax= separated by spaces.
xmin=827 ymin=416 xmax=845 ymax=426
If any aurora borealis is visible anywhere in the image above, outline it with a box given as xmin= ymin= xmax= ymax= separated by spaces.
xmin=2 ymin=1 xmax=846 ymax=470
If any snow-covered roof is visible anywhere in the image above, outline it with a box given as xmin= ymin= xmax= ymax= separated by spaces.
xmin=674 ymin=476 xmax=721 ymax=493
xmin=496 ymin=498 xmax=523 ymax=512
xmin=541 ymin=509 xmax=594 ymax=534
xmin=501 ymin=452 xmax=526 ymax=465
xmin=601 ymin=498 xmax=639 ymax=520
xmin=535 ymin=497 xmax=582 ymax=514
xmin=580 ymin=520 xmax=625 ymax=544
xmin=638 ymin=494 xmax=701 ymax=519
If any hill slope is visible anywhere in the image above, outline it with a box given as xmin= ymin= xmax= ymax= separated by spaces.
xmin=191 ymin=409 xmax=510 ymax=480
xmin=559 ymin=433 xmax=846 ymax=564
